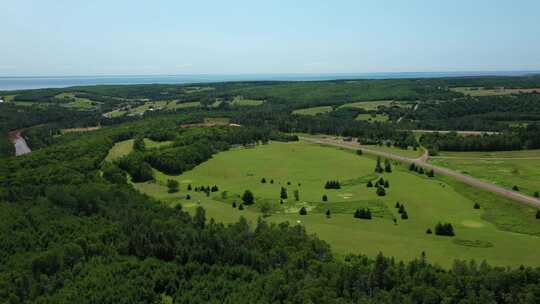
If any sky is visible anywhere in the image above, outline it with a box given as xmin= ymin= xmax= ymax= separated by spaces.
xmin=1 ymin=0 xmax=539 ymax=76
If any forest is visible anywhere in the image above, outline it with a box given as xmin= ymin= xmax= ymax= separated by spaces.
xmin=1 ymin=75 xmax=540 ymax=303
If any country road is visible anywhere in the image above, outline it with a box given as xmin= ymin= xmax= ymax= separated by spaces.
xmin=300 ymin=136 xmax=540 ymax=209
xmin=8 ymin=130 xmax=31 ymax=156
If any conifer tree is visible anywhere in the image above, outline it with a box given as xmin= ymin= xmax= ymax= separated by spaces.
xmin=280 ymin=187 xmax=288 ymax=199
xmin=322 ymin=194 xmax=328 ymax=202
xmin=299 ymin=207 xmax=307 ymax=215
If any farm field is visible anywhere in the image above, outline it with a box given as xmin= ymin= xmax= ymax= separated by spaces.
xmin=450 ymin=86 xmax=540 ymax=96
xmin=231 ymin=96 xmax=265 ymax=106
xmin=355 ymin=113 xmax=388 ymax=122
xmin=292 ymin=106 xmax=333 ymax=115
xmin=133 ymin=140 xmax=540 ymax=267
xmin=340 ymin=100 xmax=410 ymax=110
xmin=430 ymin=155 xmax=540 ymax=197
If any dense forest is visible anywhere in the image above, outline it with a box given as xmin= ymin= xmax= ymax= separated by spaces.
xmin=2 ymin=76 xmax=540 ymax=302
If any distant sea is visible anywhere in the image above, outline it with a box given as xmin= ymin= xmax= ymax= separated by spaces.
xmin=1 ymin=71 xmax=538 ymax=91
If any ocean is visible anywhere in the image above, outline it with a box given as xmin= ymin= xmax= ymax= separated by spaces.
xmin=0 ymin=71 xmax=538 ymax=91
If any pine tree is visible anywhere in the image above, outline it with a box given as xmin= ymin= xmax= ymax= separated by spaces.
xmin=426 ymin=228 xmax=432 ymax=234
xmin=232 ymin=201 xmax=237 ymax=208
xmin=418 ymin=167 xmax=424 ymax=174
xmin=427 ymin=169 xmax=435 ymax=177
xmin=513 ymin=185 xmax=520 ymax=191
xmin=270 ymin=179 xmax=274 ymax=184
xmin=261 ymin=177 xmax=266 ymax=183
xmin=356 ymin=149 xmax=363 ymax=155
xmin=326 ymin=209 xmax=331 ymax=218
xmin=167 ymin=179 xmax=179 ymax=193
xmin=395 ymin=202 xmax=400 ymax=209
xmin=322 ymin=194 xmax=328 ymax=202
xmin=401 ymin=211 xmax=408 ymax=220
xmin=376 ymin=186 xmax=386 ymax=196
xmin=534 ymin=191 xmax=539 ymax=198
xmin=280 ymin=199 xmax=284 ymax=204
xmin=375 ymin=156 xmax=384 ymax=173
xmin=185 ymin=194 xmax=191 ymax=200
xmin=536 ymin=210 xmax=540 ymax=219
xmin=242 ymin=190 xmax=255 ymax=205
xmin=367 ymin=180 xmax=373 ymax=188
xmin=187 ymin=184 xmax=192 ymax=191
xmin=473 ymin=202 xmax=481 ymax=209
xmin=294 ymin=190 xmax=299 ymax=201
xmin=280 ymin=187 xmax=288 ymax=199
xmin=299 ymin=207 xmax=307 ymax=215
xmin=384 ymin=180 xmax=390 ymax=188
xmin=409 ymin=163 xmax=416 ymax=171
xmin=238 ymin=204 xmax=244 ymax=210
xmin=398 ymin=204 xmax=405 ymax=214
xmin=384 ymin=159 xmax=392 ymax=173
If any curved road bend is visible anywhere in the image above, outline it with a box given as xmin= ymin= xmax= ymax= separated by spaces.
xmin=8 ymin=130 xmax=31 ymax=156
xmin=300 ymin=136 xmax=540 ymax=209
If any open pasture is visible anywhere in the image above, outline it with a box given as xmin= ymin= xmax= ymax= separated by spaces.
xmin=133 ymin=140 xmax=540 ymax=267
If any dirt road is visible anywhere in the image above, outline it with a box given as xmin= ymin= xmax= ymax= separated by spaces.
xmin=8 ymin=130 xmax=31 ymax=156
xmin=300 ymin=136 xmax=540 ymax=209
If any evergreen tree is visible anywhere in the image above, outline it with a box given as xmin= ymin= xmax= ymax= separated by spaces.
xmin=536 ymin=210 xmax=540 ymax=219
xmin=384 ymin=159 xmax=392 ymax=173
xmin=409 ymin=163 xmax=416 ymax=171
xmin=401 ymin=211 xmax=408 ymax=220
xmin=398 ymin=204 xmax=405 ymax=214
xmin=261 ymin=177 xmax=266 ymax=183
xmin=280 ymin=199 xmax=284 ymax=204
xmin=270 ymin=179 xmax=274 ymax=184
xmin=294 ymin=190 xmax=299 ymax=201
xmin=326 ymin=209 xmax=331 ymax=218
xmin=187 ymin=184 xmax=192 ymax=191
xmin=426 ymin=228 xmax=433 ymax=234
xmin=194 ymin=207 xmax=206 ymax=229
xmin=427 ymin=169 xmax=435 ymax=177
xmin=299 ymin=207 xmax=307 ymax=215
xmin=242 ymin=190 xmax=255 ymax=205
xmin=287 ymin=181 xmax=291 ymax=185
xmin=166 ymin=179 xmax=179 ymax=193
xmin=375 ymin=156 xmax=384 ymax=173
xmin=280 ymin=187 xmax=288 ymax=199
xmin=185 ymin=194 xmax=191 ymax=200
xmin=376 ymin=186 xmax=386 ymax=196
xmin=384 ymin=180 xmax=389 ymax=188
xmin=133 ymin=137 xmax=146 ymax=152
xmin=534 ymin=191 xmax=539 ymax=198
xmin=356 ymin=149 xmax=363 ymax=155
xmin=435 ymin=222 xmax=455 ymax=236
xmin=473 ymin=202 xmax=481 ymax=209
xmin=367 ymin=180 xmax=373 ymax=188
xmin=395 ymin=202 xmax=400 ymax=209
xmin=513 ymin=185 xmax=520 ymax=191
xmin=418 ymin=167 xmax=424 ymax=174
xmin=232 ymin=201 xmax=237 ymax=208
xmin=322 ymin=194 xmax=328 ymax=202
xmin=211 ymin=185 xmax=219 ymax=192
xmin=238 ymin=203 xmax=244 ymax=210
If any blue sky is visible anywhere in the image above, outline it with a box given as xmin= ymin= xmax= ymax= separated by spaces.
xmin=1 ymin=0 xmax=539 ymax=76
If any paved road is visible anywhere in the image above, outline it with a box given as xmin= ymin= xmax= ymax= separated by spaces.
xmin=301 ymin=136 xmax=540 ymax=209
xmin=8 ymin=130 xmax=31 ymax=156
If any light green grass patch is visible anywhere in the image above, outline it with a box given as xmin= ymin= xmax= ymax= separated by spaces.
xmin=450 ymin=87 xmax=540 ymax=97
xmin=293 ymin=106 xmax=333 ymax=115
xmin=231 ymin=96 xmax=265 ymax=106
xmin=166 ymin=101 xmax=201 ymax=110
xmin=105 ymin=139 xmax=134 ymax=161
xmin=144 ymin=139 xmax=173 ymax=149
xmin=135 ymin=141 xmax=540 ymax=267
xmin=355 ymin=113 xmax=388 ymax=122
xmin=340 ymin=100 xmax=410 ymax=110
xmin=362 ymin=145 xmax=423 ymax=158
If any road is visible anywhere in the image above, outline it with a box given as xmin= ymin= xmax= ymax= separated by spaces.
xmin=300 ymin=136 xmax=540 ymax=209
xmin=8 ymin=130 xmax=31 ymax=156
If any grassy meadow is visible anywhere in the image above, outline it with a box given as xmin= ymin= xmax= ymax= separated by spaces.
xmin=292 ymin=106 xmax=333 ymax=115
xmin=127 ymin=140 xmax=540 ymax=267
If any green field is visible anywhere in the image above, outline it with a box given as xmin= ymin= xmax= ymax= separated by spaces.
xmin=430 ymin=153 xmax=540 ymax=196
xmin=340 ymin=100 xmax=410 ymax=110
xmin=166 ymin=101 xmax=201 ymax=110
xmin=355 ymin=113 xmax=389 ymax=122
xmin=450 ymin=87 xmax=540 ymax=96
xmin=105 ymin=139 xmax=134 ymax=161
xmin=363 ymin=144 xmax=423 ymax=158
xmin=231 ymin=96 xmax=265 ymax=106
xmin=56 ymin=92 xmax=99 ymax=110
xmin=133 ymin=141 xmax=540 ymax=267
xmin=293 ymin=106 xmax=333 ymax=115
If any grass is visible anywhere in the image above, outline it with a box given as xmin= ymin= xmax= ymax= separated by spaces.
xmin=430 ymin=158 xmax=540 ymax=196
xmin=363 ymin=144 xmax=423 ymax=158
xmin=450 ymin=87 xmax=540 ymax=97
xmin=437 ymin=149 xmax=540 ymax=158
xmin=105 ymin=139 xmax=134 ymax=161
xmin=56 ymin=92 xmax=99 ymax=110
xmin=231 ymin=96 xmax=265 ymax=106
xmin=131 ymin=140 xmax=540 ymax=267
xmin=355 ymin=113 xmax=388 ymax=122
xmin=166 ymin=101 xmax=201 ymax=110
xmin=340 ymin=100 xmax=410 ymax=110
xmin=144 ymin=138 xmax=173 ymax=149
xmin=293 ymin=106 xmax=333 ymax=116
